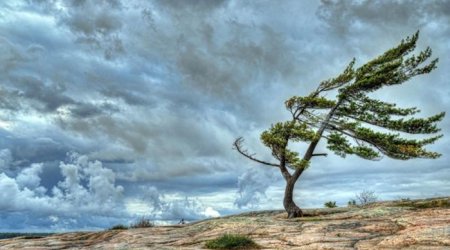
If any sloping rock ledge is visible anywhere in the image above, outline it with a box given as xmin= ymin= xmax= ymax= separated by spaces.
xmin=1 ymin=197 xmax=449 ymax=249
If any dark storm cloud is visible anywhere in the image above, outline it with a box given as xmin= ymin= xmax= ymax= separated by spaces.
xmin=19 ymin=0 xmax=309 ymax=126
xmin=0 ymin=32 xmax=119 ymax=120
xmin=318 ymin=0 xmax=450 ymax=34
xmin=100 ymin=87 xmax=153 ymax=106
xmin=155 ymin=0 xmax=227 ymax=10
xmin=0 ymin=88 xmax=21 ymax=111
xmin=2 ymin=72 xmax=116 ymax=118
xmin=11 ymin=75 xmax=74 ymax=112
xmin=0 ymin=126 xmax=93 ymax=170
xmin=59 ymin=0 xmax=125 ymax=60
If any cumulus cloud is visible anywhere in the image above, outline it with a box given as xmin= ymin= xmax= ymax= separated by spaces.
xmin=15 ymin=163 xmax=44 ymax=190
xmin=0 ymin=153 xmax=126 ymax=230
xmin=0 ymin=151 xmax=223 ymax=230
xmin=128 ymin=184 xmax=221 ymax=222
xmin=159 ymin=197 xmax=221 ymax=222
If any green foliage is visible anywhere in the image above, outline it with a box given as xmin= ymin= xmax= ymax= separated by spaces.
xmin=347 ymin=126 xmax=442 ymax=159
xmin=268 ymin=31 xmax=444 ymax=164
xmin=327 ymin=132 xmax=380 ymax=160
xmin=318 ymin=58 xmax=356 ymax=92
xmin=341 ymin=31 xmax=438 ymax=96
xmin=109 ymin=224 xmax=128 ymax=230
xmin=260 ymin=121 xmax=316 ymax=149
xmin=285 ymin=95 xmax=336 ymax=110
xmin=130 ymin=217 xmax=154 ymax=228
xmin=260 ymin=121 xmax=314 ymax=169
xmin=347 ymin=199 xmax=357 ymax=207
xmin=324 ymin=201 xmax=337 ymax=208
xmin=205 ymin=234 xmax=259 ymax=249
xmin=323 ymin=32 xmax=443 ymax=161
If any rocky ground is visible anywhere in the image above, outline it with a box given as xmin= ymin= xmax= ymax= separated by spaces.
xmin=0 ymin=197 xmax=449 ymax=249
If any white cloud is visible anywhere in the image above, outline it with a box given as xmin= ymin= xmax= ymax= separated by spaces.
xmin=159 ymin=197 xmax=221 ymax=222
xmin=203 ymin=206 xmax=220 ymax=218
xmin=0 ymin=151 xmax=225 ymax=230
xmin=15 ymin=163 xmax=45 ymax=191
xmin=0 ymin=153 xmax=127 ymax=230
xmin=127 ymin=188 xmax=222 ymax=222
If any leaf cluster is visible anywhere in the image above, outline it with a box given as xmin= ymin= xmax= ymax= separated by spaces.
xmin=260 ymin=121 xmax=314 ymax=169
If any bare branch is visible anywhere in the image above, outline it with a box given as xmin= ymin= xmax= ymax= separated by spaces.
xmin=233 ymin=137 xmax=280 ymax=167
xmin=312 ymin=153 xmax=328 ymax=157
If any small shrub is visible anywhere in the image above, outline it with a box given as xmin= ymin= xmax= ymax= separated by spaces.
xmin=109 ymin=224 xmax=128 ymax=230
xmin=324 ymin=201 xmax=337 ymax=208
xmin=347 ymin=199 xmax=357 ymax=207
xmin=205 ymin=234 xmax=259 ymax=249
xmin=355 ymin=190 xmax=377 ymax=206
xmin=130 ymin=217 xmax=154 ymax=228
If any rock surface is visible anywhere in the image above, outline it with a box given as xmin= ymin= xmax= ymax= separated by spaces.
xmin=1 ymin=197 xmax=449 ymax=249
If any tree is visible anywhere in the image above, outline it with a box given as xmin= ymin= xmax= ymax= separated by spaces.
xmin=233 ymin=31 xmax=444 ymax=218
xmin=355 ymin=190 xmax=377 ymax=206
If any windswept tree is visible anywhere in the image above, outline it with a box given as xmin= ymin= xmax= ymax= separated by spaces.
xmin=233 ymin=32 xmax=445 ymax=218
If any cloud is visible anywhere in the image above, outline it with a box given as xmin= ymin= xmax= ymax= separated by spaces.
xmin=0 ymin=153 xmax=126 ymax=230
xmin=0 ymin=149 xmax=12 ymax=172
xmin=0 ymin=151 xmax=223 ymax=230
xmin=140 ymin=186 xmax=164 ymax=212
xmin=57 ymin=0 xmax=125 ymax=60
xmin=234 ymin=168 xmax=278 ymax=209
xmin=128 ymin=184 xmax=222 ymax=222
xmin=15 ymin=163 xmax=44 ymax=190
xmin=317 ymin=0 xmax=450 ymax=34
xmin=159 ymin=197 xmax=221 ymax=222
xmin=0 ymin=35 xmax=119 ymax=121
xmin=2 ymin=0 xmax=305 ymax=171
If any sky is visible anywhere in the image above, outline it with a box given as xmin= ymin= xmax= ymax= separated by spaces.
xmin=0 ymin=0 xmax=449 ymax=232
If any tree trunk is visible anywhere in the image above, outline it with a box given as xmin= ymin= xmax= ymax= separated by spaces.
xmin=283 ymin=179 xmax=303 ymax=218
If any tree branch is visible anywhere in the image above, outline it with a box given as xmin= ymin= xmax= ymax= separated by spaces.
xmin=326 ymin=124 xmax=386 ymax=158
xmin=293 ymin=99 xmax=344 ymax=180
xmin=233 ymin=137 xmax=280 ymax=167
xmin=279 ymin=135 xmax=293 ymax=181
xmin=312 ymin=153 xmax=328 ymax=157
